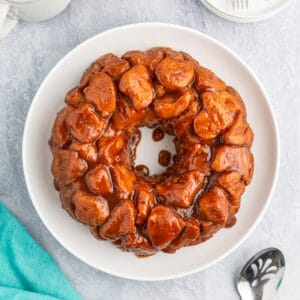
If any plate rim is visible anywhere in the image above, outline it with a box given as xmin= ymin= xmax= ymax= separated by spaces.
xmin=22 ymin=22 xmax=280 ymax=281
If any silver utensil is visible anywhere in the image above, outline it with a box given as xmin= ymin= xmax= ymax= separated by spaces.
xmin=237 ymin=248 xmax=285 ymax=300
xmin=231 ymin=0 xmax=249 ymax=10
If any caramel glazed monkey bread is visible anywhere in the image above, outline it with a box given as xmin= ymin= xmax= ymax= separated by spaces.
xmin=49 ymin=47 xmax=254 ymax=257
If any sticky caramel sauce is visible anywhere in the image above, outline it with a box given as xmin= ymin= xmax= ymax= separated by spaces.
xmin=158 ymin=150 xmax=172 ymax=167
xmin=135 ymin=164 xmax=150 ymax=177
xmin=152 ymin=126 xmax=165 ymax=141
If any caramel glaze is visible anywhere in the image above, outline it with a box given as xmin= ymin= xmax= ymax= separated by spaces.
xmin=158 ymin=150 xmax=172 ymax=167
xmin=225 ymin=216 xmax=237 ymax=228
xmin=135 ymin=164 xmax=150 ymax=177
xmin=152 ymin=126 xmax=165 ymax=141
xmin=50 ymin=48 xmax=254 ymax=257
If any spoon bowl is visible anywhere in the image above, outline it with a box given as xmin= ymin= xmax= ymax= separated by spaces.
xmin=237 ymin=248 xmax=285 ymax=300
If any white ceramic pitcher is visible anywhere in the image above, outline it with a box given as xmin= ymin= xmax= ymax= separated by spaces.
xmin=0 ymin=0 xmax=71 ymax=38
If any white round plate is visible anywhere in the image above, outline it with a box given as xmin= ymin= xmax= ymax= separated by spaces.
xmin=200 ymin=0 xmax=291 ymax=23
xmin=23 ymin=23 xmax=280 ymax=281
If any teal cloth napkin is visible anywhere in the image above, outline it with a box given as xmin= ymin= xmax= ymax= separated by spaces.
xmin=0 ymin=202 xmax=82 ymax=300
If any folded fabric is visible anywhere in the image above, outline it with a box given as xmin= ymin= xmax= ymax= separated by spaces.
xmin=0 ymin=202 xmax=81 ymax=300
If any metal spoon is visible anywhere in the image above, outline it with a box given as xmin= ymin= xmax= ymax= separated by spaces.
xmin=237 ymin=248 xmax=285 ymax=300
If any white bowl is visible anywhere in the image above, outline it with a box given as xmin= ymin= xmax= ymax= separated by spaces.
xmin=22 ymin=23 xmax=280 ymax=281
xmin=200 ymin=0 xmax=291 ymax=23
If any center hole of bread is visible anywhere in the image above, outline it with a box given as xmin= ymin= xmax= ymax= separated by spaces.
xmin=134 ymin=126 xmax=176 ymax=176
